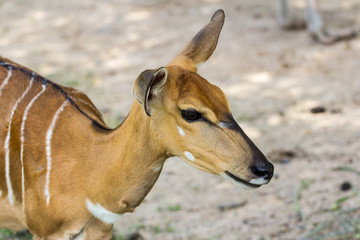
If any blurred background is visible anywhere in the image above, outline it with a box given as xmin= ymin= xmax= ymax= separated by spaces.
xmin=0 ymin=0 xmax=360 ymax=239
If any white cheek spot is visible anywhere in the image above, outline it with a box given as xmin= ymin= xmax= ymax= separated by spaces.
xmin=184 ymin=151 xmax=195 ymax=161
xmin=177 ymin=126 xmax=185 ymax=137
xmin=86 ymin=199 xmax=122 ymax=224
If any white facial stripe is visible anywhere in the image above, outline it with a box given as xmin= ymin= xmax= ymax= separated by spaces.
xmin=221 ymin=173 xmax=253 ymax=190
xmin=184 ymin=151 xmax=195 ymax=161
xmin=249 ymin=178 xmax=268 ymax=185
xmin=4 ymin=76 xmax=34 ymax=205
xmin=86 ymin=199 xmax=122 ymax=224
xmin=45 ymin=99 xmax=69 ymax=205
xmin=177 ymin=126 xmax=185 ymax=137
xmin=218 ymin=122 xmax=230 ymax=129
xmin=21 ymin=82 xmax=46 ymax=211
xmin=0 ymin=66 xmax=12 ymax=96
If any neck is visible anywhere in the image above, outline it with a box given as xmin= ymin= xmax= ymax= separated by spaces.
xmin=87 ymin=101 xmax=167 ymax=214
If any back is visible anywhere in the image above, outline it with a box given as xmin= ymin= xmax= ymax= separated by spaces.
xmin=0 ymin=58 xmax=106 ymax=228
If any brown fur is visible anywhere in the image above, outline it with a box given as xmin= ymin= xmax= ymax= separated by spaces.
xmin=0 ymin=10 xmax=273 ymax=239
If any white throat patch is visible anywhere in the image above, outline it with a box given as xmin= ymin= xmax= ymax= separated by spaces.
xmin=86 ymin=199 xmax=122 ymax=224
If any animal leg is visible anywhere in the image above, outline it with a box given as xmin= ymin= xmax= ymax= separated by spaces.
xmin=305 ymin=0 xmax=357 ymax=44
xmin=277 ymin=0 xmax=306 ymax=29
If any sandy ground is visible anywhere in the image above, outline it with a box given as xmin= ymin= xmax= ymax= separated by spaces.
xmin=1 ymin=0 xmax=360 ymax=239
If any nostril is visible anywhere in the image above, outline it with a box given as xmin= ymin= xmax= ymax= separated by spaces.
xmin=251 ymin=166 xmax=268 ymax=178
xmin=251 ymin=164 xmax=274 ymax=180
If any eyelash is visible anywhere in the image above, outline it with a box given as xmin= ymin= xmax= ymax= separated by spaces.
xmin=180 ymin=109 xmax=203 ymax=122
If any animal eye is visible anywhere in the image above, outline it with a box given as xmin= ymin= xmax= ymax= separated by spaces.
xmin=181 ymin=109 xmax=202 ymax=122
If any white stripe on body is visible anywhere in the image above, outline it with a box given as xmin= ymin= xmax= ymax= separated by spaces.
xmin=0 ymin=67 xmax=13 ymax=97
xmin=45 ymin=99 xmax=69 ymax=205
xmin=86 ymin=199 xmax=122 ymax=224
xmin=20 ymin=82 xmax=46 ymax=211
xmin=4 ymin=76 xmax=34 ymax=205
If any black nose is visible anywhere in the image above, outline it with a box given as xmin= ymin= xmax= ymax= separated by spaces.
xmin=251 ymin=161 xmax=274 ymax=180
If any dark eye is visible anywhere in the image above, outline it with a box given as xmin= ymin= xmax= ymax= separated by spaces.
xmin=181 ymin=109 xmax=203 ymax=122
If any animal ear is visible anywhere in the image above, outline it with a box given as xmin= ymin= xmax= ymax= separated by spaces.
xmin=167 ymin=9 xmax=225 ymax=72
xmin=133 ymin=67 xmax=168 ymax=116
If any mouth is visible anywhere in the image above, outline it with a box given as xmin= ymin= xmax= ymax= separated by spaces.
xmin=224 ymin=171 xmax=261 ymax=189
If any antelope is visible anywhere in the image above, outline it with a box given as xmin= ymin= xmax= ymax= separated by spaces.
xmin=0 ymin=10 xmax=273 ymax=239
xmin=277 ymin=0 xmax=357 ymax=44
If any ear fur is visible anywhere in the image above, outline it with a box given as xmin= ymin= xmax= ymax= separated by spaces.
xmin=167 ymin=9 xmax=225 ymax=72
xmin=133 ymin=67 xmax=168 ymax=116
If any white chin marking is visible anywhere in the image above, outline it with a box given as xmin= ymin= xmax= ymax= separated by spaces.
xmin=184 ymin=151 xmax=195 ymax=161
xmin=86 ymin=199 xmax=122 ymax=224
xmin=177 ymin=126 xmax=185 ymax=137
xmin=220 ymin=173 xmax=255 ymax=190
xmin=249 ymin=178 xmax=268 ymax=185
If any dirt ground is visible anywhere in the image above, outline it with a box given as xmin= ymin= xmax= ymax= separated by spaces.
xmin=1 ymin=0 xmax=360 ymax=239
